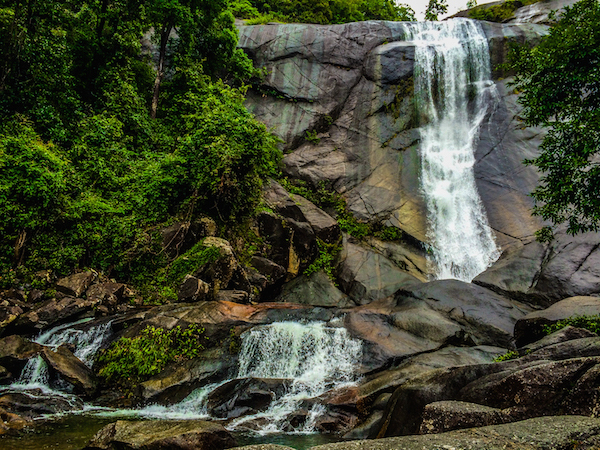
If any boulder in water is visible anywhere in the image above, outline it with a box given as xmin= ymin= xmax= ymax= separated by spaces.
xmin=40 ymin=345 xmax=97 ymax=397
xmin=83 ymin=419 xmax=236 ymax=450
xmin=0 ymin=390 xmax=84 ymax=420
xmin=0 ymin=335 xmax=43 ymax=381
xmin=206 ymin=377 xmax=291 ymax=419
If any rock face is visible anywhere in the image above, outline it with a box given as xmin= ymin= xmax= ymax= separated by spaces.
xmin=311 ymin=416 xmax=600 ymax=450
xmin=378 ymin=333 xmax=600 ymax=438
xmin=238 ymin=19 xmax=600 ymax=304
xmin=83 ymin=419 xmax=236 ymax=450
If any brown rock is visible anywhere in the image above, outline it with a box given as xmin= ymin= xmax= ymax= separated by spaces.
xmin=41 ymin=345 xmax=97 ymax=397
xmin=177 ymin=276 xmax=210 ymax=302
xmin=83 ymin=419 xmax=236 ymax=450
xmin=56 ymin=271 xmax=96 ymax=297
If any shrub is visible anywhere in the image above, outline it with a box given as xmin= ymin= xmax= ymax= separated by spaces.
xmin=542 ymin=315 xmax=600 ymax=336
xmin=97 ymin=324 xmax=207 ymax=384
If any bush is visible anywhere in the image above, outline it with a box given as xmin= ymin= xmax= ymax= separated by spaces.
xmin=543 ymin=315 xmax=600 ymax=336
xmin=97 ymin=325 xmax=207 ymax=385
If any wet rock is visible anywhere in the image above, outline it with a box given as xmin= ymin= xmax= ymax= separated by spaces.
xmin=83 ymin=419 xmax=236 ymax=450
xmin=357 ymin=345 xmax=506 ymax=404
xmin=136 ymin=347 xmax=236 ymax=405
xmin=231 ymin=446 xmax=295 ymax=450
xmin=343 ymin=410 xmax=384 ymax=440
xmin=0 ymin=407 xmax=30 ymax=435
xmin=514 ymin=296 xmax=600 ymax=347
xmin=419 ymin=401 xmax=510 ymax=434
xmin=56 ymin=271 xmax=96 ymax=297
xmin=206 ymin=377 xmax=291 ymax=419
xmin=311 ymin=416 xmax=600 ymax=450
xmin=177 ymin=275 xmax=210 ymax=303
xmin=278 ymin=271 xmax=355 ymax=308
xmin=40 ymin=345 xmax=97 ymax=397
xmin=0 ymin=390 xmax=84 ymax=420
xmin=0 ymin=335 xmax=43 ymax=380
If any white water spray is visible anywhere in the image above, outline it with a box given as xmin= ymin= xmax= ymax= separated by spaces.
xmin=228 ymin=321 xmax=362 ymax=434
xmin=14 ymin=319 xmax=112 ymax=391
xmin=407 ymin=19 xmax=500 ymax=281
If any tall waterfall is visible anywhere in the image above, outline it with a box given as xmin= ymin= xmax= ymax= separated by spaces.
xmin=407 ymin=19 xmax=500 ymax=282
xmin=228 ymin=321 xmax=363 ymax=434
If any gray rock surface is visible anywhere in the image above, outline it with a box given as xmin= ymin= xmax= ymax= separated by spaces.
xmin=83 ymin=419 xmax=236 ymax=450
xmin=239 ymin=19 xmax=600 ymax=305
xmin=311 ymin=416 xmax=600 ymax=450
xmin=419 ymin=401 xmax=510 ymax=434
xmin=278 ymin=271 xmax=355 ymax=308
xmin=41 ymin=345 xmax=97 ymax=397
xmin=507 ymin=0 xmax=579 ymax=24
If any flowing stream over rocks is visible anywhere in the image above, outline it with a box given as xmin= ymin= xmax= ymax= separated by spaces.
xmin=228 ymin=321 xmax=363 ymax=434
xmin=408 ymin=19 xmax=500 ymax=281
xmin=13 ymin=318 xmax=112 ymax=394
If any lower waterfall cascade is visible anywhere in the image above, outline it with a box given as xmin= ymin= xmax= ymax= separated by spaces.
xmin=407 ymin=19 xmax=501 ymax=282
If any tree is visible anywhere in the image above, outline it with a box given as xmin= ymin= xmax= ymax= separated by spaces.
xmin=425 ymin=0 xmax=447 ymax=20
xmin=509 ymin=0 xmax=600 ymax=240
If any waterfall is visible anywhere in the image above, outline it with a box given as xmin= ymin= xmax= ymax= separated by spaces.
xmin=407 ymin=19 xmax=500 ymax=282
xmin=228 ymin=321 xmax=363 ymax=434
xmin=14 ymin=318 xmax=112 ymax=391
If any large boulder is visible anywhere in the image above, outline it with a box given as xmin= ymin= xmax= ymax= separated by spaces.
xmin=40 ymin=345 xmax=97 ymax=397
xmin=278 ymin=271 xmax=355 ymax=308
xmin=136 ymin=347 xmax=236 ymax=405
xmin=83 ymin=419 xmax=236 ymax=450
xmin=337 ymin=239 xmax=421 ymax=305
xmin=56 ymin=271 xmax=96 ymax=297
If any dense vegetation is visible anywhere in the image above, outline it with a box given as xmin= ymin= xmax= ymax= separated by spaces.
xmin=97 ymin=324 xmax=207 ymax=384
xmin=229 ymin=0 xmax=416 ymax=24
xmin=508 ymin=0 xmax=600 ymax=240
xmin=0 ymin=0 xmax=280 ymax=288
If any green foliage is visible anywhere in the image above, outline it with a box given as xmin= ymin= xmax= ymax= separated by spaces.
xmin=304 ymin=239 xmax=341 ymax=281
xmin=97 ymin=324 xmax=207 ymax=385
xmin=305 ymin=130 xmax=321 ymax=144
xmin=0 ymin=1 xmax=282 ymax=282
xmin=494 ymin=350 xmax=519 ymax=362
xmin=542 ymin=315 xmax=600 ymax=336
xmin=230 ymin=0 xmax=415 ymax=24
xmin=508 ymin=0 xmax=600 ymax=238
xmin=425 ymin=0 xmax=448 ymax=20
xmin=468 ymin=0 xmax=540 ymax=22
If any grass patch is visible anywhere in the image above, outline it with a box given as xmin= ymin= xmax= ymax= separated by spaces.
xmin=542 ymin=314 xmax=600 ymax=336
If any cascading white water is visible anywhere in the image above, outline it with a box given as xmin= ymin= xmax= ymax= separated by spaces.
xmin=14 ymin=318 xmax=112 ymax=391
xmin=407 ymin=19 xmax=500 ymax=282
xmin=228 ymin=321 xmax=363 ymax=434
